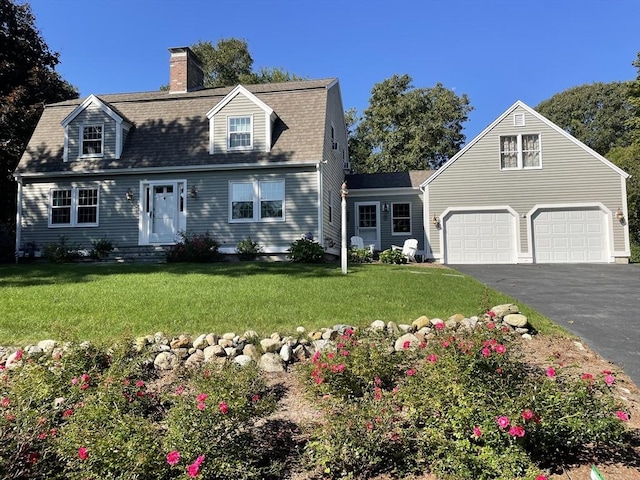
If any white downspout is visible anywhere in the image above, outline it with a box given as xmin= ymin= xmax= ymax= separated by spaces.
xmin=420 ymin=183 xmax=429 ymax=262
xmin=317 ymin=163 xmax=323 ymax=245
xmin=15 ymin=178 xmax=22 ymax=263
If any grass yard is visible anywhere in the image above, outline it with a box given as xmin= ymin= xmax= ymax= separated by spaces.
xmin=0 ymin=262 xmax=564 ymax=344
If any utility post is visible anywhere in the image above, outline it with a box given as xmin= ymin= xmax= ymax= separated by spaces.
xmin=341 ymin=181 xmax=348 ymax=274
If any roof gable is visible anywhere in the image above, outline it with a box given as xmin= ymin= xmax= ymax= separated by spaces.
xmin=61 ymin=94 xmax=132 ymax=128
xmin=206 ymin=85 xmax=274 ymax=119
xmin=422 ymin=100 xmax=629 ymax=187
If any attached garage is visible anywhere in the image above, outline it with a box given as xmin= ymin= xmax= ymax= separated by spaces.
xmin=532 ymin=207 xmax=607 ymax=263
xmin=443 ymin=210 xmax=516 ymax=264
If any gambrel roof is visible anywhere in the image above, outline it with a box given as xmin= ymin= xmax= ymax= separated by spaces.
xmin=15 ymin=78 xmax=337 ymax=176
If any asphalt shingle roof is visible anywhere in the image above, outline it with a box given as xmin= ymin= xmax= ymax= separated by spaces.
xmin=345 ymin=170 xmax=434 ymax=189
xmin=16 ymin=79 xmax=335 ymax=174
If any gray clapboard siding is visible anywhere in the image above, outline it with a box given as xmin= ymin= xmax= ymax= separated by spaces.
xmin=212 ymin=95 xmax=267 ymax=154
xmin=427 ymin=106 xmax=626 ymax=256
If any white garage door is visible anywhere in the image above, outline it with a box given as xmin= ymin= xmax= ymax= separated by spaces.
xmin=533 ymin=208 xmax=607 ymax=263
xmin=444 ymin=211 xmax=516 ymax=264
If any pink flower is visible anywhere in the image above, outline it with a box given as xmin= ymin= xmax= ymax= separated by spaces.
xmin=327 ymin=352 xmax=335 ymax=360
xmin=167 ymin=450 xmax=181 ymax=465
xmin=406 ymin=369 xmax=416 ymax=376
xmin=441 ymin=340 xmax=450 ymax=348
xmin=62 ymin=409 xmax=73 ymax=418
xmin=508 ymin=425 xmax=525 ymax=437
xmin=71 ymin=377 xmax=78 ymax=385
xmin=581 ymin=373 xmax=594 ymax=381
xmin=197 ymin=402 xmax=206 ymax=411
xmin=38 ymin=432 xmax=47 ymax=440
xmin=14 ymin=350 xmax=23 ymax=361
xmin=487 ymin=321 xmax=496 ymax=329
xmin=80 ymin=383 xmax=89 ymax=390
xmin=1 ymin=397 xmax=9 ymax=408
xmin=251 ymin=394 xmax=260 ymax=402
xmin=136 ymin=380 xmax=145 ymax=388
xmin=175 ymin=385 xmax=185 ymax=395
xmin=426 ymin=354 xmax=437 ymax=363
xmin=473 ymin=426 xmax=482 ymax=437
xmin=434 ymin=322 xmax=444 ymax=330
xmin=487 ymin=310 xmax=496 ymax=318
xmin=521 ymin=409 xmax=534 ymax=421
xmin=311 ymin=351 xmax=321 ymax=363
xmin=80 ymin=373 xmax=90 ymax=383
xmin=536 ymin=476 xmax=548 ymax=480
xmin=196 ymin=393 xmax=208 ymax=402
xmin=481 ymin=347 xmax=491 ymax=358
xmin=604 ymin=374 xmax=615 ymax=386
xmin=496 ymin=416 xmax=510 ymax=429
xmin=78 ymin=447 xmax=89 ymax=460
xmin=402 ymin=340 xmax=411 ymax=350
xmin=374 ymin=387 xmax=382 ymax=401
xmin=545 ymin=367 xmax=556 ymax=378
xmin=339 ymin=349 xmax=350 ymax=356
xmin=187 ymin=455 xmax=205 ymax=477
xmin=616 ymin=410 xmax=630 ymax=421
xmin=219 ymin=401 xmax=228 ymax=414
xmin=494 ymin=344 xmax=506 ymax=354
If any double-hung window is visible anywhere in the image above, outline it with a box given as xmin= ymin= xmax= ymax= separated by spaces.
xmin=81 ymin=125 xmax=103 ymax=156
xmin=228 ymin=116 xmax=252 ymax=150
xmin=230 ymin=180 xmax=284 ymax=222
xmin=392 ymin=202 xmax=412 ymax=234
xmin=49 ymin=187 xmax=99 ymax=227
xmin=500 ymin=134 xmax=541 ymax=170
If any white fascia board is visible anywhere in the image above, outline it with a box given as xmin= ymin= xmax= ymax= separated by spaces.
xmin=14 ymin=160 xmax=320 ymax=179
xmin=61 ymin=94 xmax=125 ymax=127
xmin=421 ymin=100 xmax=630 ymax=189
xmin=206 ymin=85 xmax=274 ymax=118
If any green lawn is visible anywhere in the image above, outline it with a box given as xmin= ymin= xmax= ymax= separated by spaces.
xmin=0 ymin=262 xmax=565 ymax=344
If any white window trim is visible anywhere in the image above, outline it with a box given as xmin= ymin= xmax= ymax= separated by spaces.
xmin=227 ymin=115 xmax=253 ymax=151
xmin=499 ymin=133 xmax=542 ymax=171
xmin=228 ymin=179 xmax=285 ymax=223
xmin=80 ymin=123 xmax=105 ymax=158
xmin=391 ymin=201 xmax=412 ymax=236
xmin=48 ymin=186 xmax=100 ymax=228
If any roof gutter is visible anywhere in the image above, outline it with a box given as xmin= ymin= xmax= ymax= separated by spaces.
xmin=13 ymin=160 xmax=321 ymax=179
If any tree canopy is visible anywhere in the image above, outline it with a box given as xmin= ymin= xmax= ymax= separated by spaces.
xmin=347 ymin=74 xmax=472 ymax=173
xmin=0 ymin=0 xmax=78 ymax=229
xmin=535 ymin=82 xmax=634 ymax=156
xmin=162 ymin=38 xmax=306 ymax=89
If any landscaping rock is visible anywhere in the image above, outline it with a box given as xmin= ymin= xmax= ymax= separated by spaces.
xmin=490 ymin=304 xmax=519 ymax=319
xmin=394 ymin=333 xmax=420 ymax=351
xmin=205 ymin=333 xmax=219 ymax=346
xmin=448 ymin=313 xmax=465 ymax=323
xmin=243 ymin=344 xmax=261 ymax=363
xmin=170 ymin=335 xmax=191 ymax=349
xmin=259 ymin=353 xmax=285 ymax=372
xmin=370 ymin=320 xmax=386 ymax=332
xmin=192 ymin=334 xmax=207 ymax=350
xmin=503 ymin=313 xmax=528 ymax=328
xmin=154 ymin=351 xmax=178 ymax=370
xmin=185 ymin=350 xmax=204 ymax=368
xmin=37 ymin=339 xmax=57 ymax=352
xmin=280 ymin=344 xmax=293 ymax=362
xmin=387 ymin=321 xmax=400 ymax=335
xmin=412 ymin=316 xmax=430 ymax=330
xmin=233 ymin=354 xmax=254 ymax=367
xmin=260 ymin=338 xmax=281 ymax=353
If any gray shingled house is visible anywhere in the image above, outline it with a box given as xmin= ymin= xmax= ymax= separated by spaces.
xmin=13 ymin=47 xmax=349 ymax=260
xmin=13 ymin=48 xmax=631 ymax=264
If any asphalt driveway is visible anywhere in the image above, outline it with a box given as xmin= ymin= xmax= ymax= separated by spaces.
xmin=452 ymin=264 xmax=640 ymax=387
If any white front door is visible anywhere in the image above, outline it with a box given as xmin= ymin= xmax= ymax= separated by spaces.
xmin=150 ymin=185 xmax=177 ymax=243
xmin=355 ymin=202 xmax=380 ymax=250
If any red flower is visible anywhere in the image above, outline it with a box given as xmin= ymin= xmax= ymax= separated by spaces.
xmin=426 ymin=354 xmax=437 ymax=363
xmin=196 ymin=393 xmax=208 ymax=402
xmin=521 ymin=409 xmax=534 ymax=421
xmin=581 ymin=373 xmax=594 ymax=381
xmin=136 ymin=380 xmax=145 ymax=388
xmin=473 ymin=426 xmax=482 ymax=437
xmin=616 ymin=410 xmax=630 ymax=421
xmin=406 ymin=369 xmax=417 ymax=376
xmin=496 ymin=416 xmax=510 ymax=429
xmin=197 ymin=402 xmax=206 ymax=411
xmin=80 ymin=373 xmax=90 ymax=383
xmin=219 ymin=401 xmax=228 ymax=414
xmin=62 ymin=409 xmax=73 ymax=418
xmin=494 ymin=344 xmax=506 ymax=354
xmin=27 ymin=451 xmax=40 ymax=464
xmin=487 ymin=310 xmax=496 ymax=318
xmin=487 ymin=321 xmax=496 ymax=329
xmin=1 ymin=397 xmax=9 ymax=408
xmin=481 ymin=347 xmax=491 ymax=358
xmin=545 ymin=367 xmax=556 ymax=378
xmin=535 ymin=476 xmax=548 ymax=480
xmin=402 ymin=340 xmax=411 ymax=350
xmin=167 ymin=450 xmax=181 ymax=465
xmin=434 ymin=322 xmax=444 ymax=330
xmin=78 ymin=447 xmax=89 ymax=460
xmin=508 ymin=425 xmax=525 ymax=437
xmin=251 ymin=394 xmax=260 ymax=402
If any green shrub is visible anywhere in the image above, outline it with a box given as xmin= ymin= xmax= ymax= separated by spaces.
xmin=0 ymin=222 xmax=15 ymax=263
xmin=236 ymin=236 xmax=263 ymax=261
xmin=348 ymin=247 xmax=373 ymax=264
xmin=90 ymin=238 xmax=115 ymax=259
xmin=630 ymin=240 xmax=640 ymax=263
xmin=287 ymin=235 xmax=325 ymax=263
xmin=379 ymin=248 xmax=407 ymax=264
xmin=300 ymin=324 xmax=628 ymax=479
xmin=166 ymin=231 xmax=221 ymax=262
xmin=43 ymin=236 xmax=81 ymax=263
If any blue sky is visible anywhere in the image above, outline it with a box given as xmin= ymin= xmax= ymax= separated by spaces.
xmin=28 ymin=0 xmax=640 ymax=141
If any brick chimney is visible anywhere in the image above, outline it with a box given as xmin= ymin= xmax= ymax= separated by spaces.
xmin=168 ymin=47 xmax=204 ymax=93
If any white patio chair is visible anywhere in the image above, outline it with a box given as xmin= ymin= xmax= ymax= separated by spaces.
xmin=391 ymin=238 xmax=418 ymax=262
xmin=350 ymin=236 xmax=374 ymax=254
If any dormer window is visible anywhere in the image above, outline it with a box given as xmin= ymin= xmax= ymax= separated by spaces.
xmin=81 ymin=125 xmax=103 ymax=156
xmin=228 ymin=116 xmax=252 ymax=150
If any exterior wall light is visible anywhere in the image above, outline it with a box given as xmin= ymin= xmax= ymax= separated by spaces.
xmin=190 ymin=185 xmax=198 ymax=198
xmin=616 ymin=208 xmax=624 ymax=222
xmin=432 ymin=214 xmax=440 ymax=227
xmin=382 ymin=202 xmax=389 ymax=213
xmin=125 ymin=188 xmax=133 ymax=201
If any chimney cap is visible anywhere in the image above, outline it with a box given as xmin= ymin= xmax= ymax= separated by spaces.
xmin=168 ymin=46 xmax=203 ymax=66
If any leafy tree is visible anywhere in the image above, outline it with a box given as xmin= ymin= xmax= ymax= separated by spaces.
xmin=162 ymin=38 xmax=306 ymax=89
xmin=0 ymin=0 xmax=78 ymax=233
xmin=535 ymin=82 xmax=634 ymax=156
xmin=348 ymin=74 xmax=472 ymax=173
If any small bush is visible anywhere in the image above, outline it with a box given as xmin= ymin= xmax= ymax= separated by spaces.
xmin=236 ymin=237 xmax=263 ymax=261
xmin=348 ymin=247 xmax=373 ymax=264
xmin=379 ymin=248 xmax=407 ymax=264
xmin=287 ymin=235 xmax=325 ymax=263
xmin=0 ymin=222 xmax=15 ymax=263
xmin=630 ymin=241 xmax=640 ymax=263
xmin=166 ymin=231 xmax=221 ymax=262
xmin=90 ymin=238 xmax=115 ymax=259
xmin=43 ymin=236 xmax=81 ymax=263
